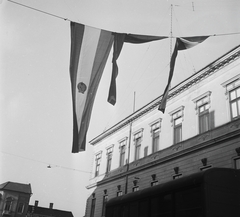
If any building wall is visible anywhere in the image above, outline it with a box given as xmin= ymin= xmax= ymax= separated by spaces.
xmin=0 ymin=190 xmax=31 ymax=217
xmin=85 ymin=46 xmax=240 ymax=217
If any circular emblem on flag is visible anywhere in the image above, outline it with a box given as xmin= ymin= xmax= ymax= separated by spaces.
xmin=77 ymin=82 xmax=87 ymax=94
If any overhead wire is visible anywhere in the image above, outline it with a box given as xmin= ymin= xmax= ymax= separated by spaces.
xmin=7 ymin=0 xmax=70 ymax=21
xmin=172 ymin=5 xmax=197 ymax=75
xmin=1 ymin=151 xmax=92 ymax=174
xmin=7 ymin=0 xmax=240 ymax=37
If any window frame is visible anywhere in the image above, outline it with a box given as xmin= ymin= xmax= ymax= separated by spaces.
xmin=132 ymin=179 xmax=139 ymax=192
xmin=151 ymin=180 xmax=158 ymax=186
xmin=133 ymin=129 xmax=143 ymax=161
xmin=152 ymin=128 xmax=160 ymax=153
xmin=95 ymin=151 xmax=102 ymax=177
xmin=173 ymin=117 xmax=182 ymax=144
xmin=193 ymin=91 xmax=212 ymax=134
xmin=90 ymin=197 xmax=96 ymax=217
xmin=119 ymin=145 xmax=126 ymax=167
xmin=102 ymin=194 xmax=108 ymax=217
xmin=233 ymin=157 xmax=240 ymax=169
xmin=221 ymin=74 xmax=240 ymax=120
xmin=4 ymin=198 xmax=12 ymax=211
xmin=117 ymin=191 xmax=123 ymax=197
xmin=169 ymin=106 xmax=184 ymax=145
xmin=119 ymin=138 xmax=127 ymax=167
xmin=198 ymin=104 xmax=210 ymax=133
xmin=106 ymin=146 xmax=114 ymax=173
xmin=229 ymin=86 xmax=240 ymax=119
xmin=17 ymin=202 xmax=25 ymax=213
xmin=132 ymin=186 xmax=139 ymax=192
xmin=135 ymin=137 xmax=141 ymax=160
xmin=149 ymin=119 xmax=162 ymax=154
xmin=151 ymin=174 xmax=158 ymax=186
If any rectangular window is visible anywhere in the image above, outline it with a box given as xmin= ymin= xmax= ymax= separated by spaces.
xmin=119 ymin=145 xmax=126 ymax=167
xmin=90 ymin=198 xmax=96 ymax=217
xmin=17 ymin=203 xmax=24 ymax=213
xmin=135 ymin=137 xmax=141 ymax=161
xmin=95 ymin=160 xmax=100 ymax=177
xmin=4 ymin=201 xmax=11 ymax=211
xmin=199 ymin=104 xmax=210 ymax=133
xmin=106 ymin=149 xmax=113 ymax=173
xmin=95 ymin=153 xmax=102 ymax=177
xmin=151 ymin=181 xmax=158 ymax=186
xmin=106 ymin=154 xmax=112 ymax=173
xmin=132 ymin=186 xmax=139 ymax=192
xmin=102 ymin=195 xmax=108 ymax=216
xmin=193 ymin=92 xmax=212 ymax=134
xmin=150 ymin=120 xmax=161 ymax=154
xmin=173 ymin=174 xmax=182 ymax=179
xmin=170 ymin=107 xmax=184 ymax=145
xmin=133 ymin=129 xmax=143 ymax=161
xmin=152 ymin=128 xmax=159 ymax=153
xmin=174 ymin=117 xmax=182 ymax=144
xmin=117 ymin=191 xmax=123 ymax=197
xmin=234 ymin=158 xmax=240 ymax=169
xmin=229 ymin=86 xmax=240 ymax=119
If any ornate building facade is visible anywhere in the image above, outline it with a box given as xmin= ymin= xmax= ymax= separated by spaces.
xmin=84 ymin=45 xmax=240 ymax=217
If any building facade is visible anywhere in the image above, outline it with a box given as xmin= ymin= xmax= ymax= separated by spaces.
xmin=85 ymin=45 xmax=240 ymax=217
xmin=0 ymin=182 xmax=32 ymax=217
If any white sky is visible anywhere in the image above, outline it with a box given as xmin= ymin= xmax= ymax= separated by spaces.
xmin=1 ymin=0 xmax=240 ymax=216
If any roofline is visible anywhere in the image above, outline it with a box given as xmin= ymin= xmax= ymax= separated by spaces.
xmin=28 ymin=205 xmax=73 ymax=213
xmin=0 ymin=182 xmax=32 ymax=194
xmin=89 ymin=44 xmax=240 ymax=145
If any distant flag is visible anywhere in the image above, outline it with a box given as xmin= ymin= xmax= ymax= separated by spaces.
xmin=69 ymin=22 xmax=114 ymax=153
xmin=158 ymin=36 xmax=209 ymax=113
xmin=108 ymin=33 xmax=167 ymax=105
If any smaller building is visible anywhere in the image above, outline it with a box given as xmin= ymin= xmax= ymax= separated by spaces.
xmin=0 ymin=181 xmax=32 ymax=217
xmin=27 ymin=200 xmax=74 ymax=217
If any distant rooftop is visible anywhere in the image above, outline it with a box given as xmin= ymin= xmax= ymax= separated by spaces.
xmin=28 ymin=205 xmax=74 ymax=217
xmin=0 ymin=181 xmax=32 ymax=194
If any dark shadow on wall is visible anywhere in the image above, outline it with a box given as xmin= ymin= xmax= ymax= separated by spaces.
xmin=209 ymin=110 xmax=215 ymax=130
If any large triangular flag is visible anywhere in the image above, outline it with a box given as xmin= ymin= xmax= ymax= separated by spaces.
xmin=69 ymin=22 xmax=114 ymax=153
xmin=158 ymin=36 xmax=209 ymax=113
xmin=108 ymin=33 xmax=167 ymax=105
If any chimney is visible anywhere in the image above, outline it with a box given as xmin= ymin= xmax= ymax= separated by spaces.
xmin=49 ymin=203 xmax=53 ymax=209
xmin=34 ymin=200 xmax=39 ymax=207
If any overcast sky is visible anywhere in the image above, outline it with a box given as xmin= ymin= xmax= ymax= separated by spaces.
xmin=1 ymin=0 xmax=240 ymax=216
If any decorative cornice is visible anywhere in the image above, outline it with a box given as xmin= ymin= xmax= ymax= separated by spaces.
xmin=94 ymin=118 xmax=240 ymax=187
xmin=89 ymin=45 xmax=240 ymax=145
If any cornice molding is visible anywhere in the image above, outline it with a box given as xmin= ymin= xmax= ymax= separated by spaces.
xmin=95 ymin=118 xmax=240 ymax=187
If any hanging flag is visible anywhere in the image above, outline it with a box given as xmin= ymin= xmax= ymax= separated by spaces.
xmin=69 ymin=22 xmax=114 ymax=153
xmin=158 ymin=36 xmax=209 ymax=113
xmin=108 ymin=33 xmax=167 ymax=105
xmin=107 ymin=34 xmax=125 ymax=105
